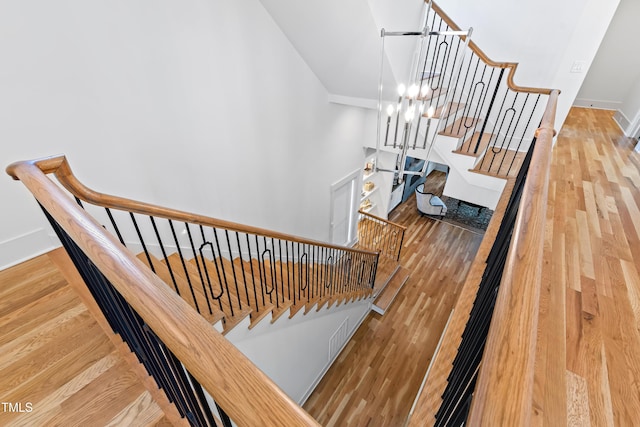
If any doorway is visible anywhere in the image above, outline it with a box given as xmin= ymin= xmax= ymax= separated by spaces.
xmin=329 ymin=169 xmax=359 ymax=246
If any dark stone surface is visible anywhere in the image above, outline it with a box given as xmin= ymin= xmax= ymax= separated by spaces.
xmin=424 ymin=196 xmax=493 ymax=234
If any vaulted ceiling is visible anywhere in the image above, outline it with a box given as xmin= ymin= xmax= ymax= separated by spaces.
xmin=258 ymin=0 xmax=425 ymax=103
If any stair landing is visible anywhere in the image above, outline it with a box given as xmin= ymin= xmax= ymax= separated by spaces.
xmin=373 ymin=266 xmax=410 ymax=315
xmin=0 ymin=251 xmax=177 ymax=427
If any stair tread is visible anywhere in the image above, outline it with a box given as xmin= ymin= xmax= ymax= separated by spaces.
xmin=166 ymin=253 xmax=251 ymax=333
xmin=159 ymin=246 xmax=374 ymax=332
xmin=453 ymin=132 xmax=494 ymax=157
xmin=471 ymin=147 xmax=525 ymax=178
xmin=107 ymin=390 xmax=165 ymax=427
xmin=289 ymin=301 xmax=307 ymax=318
xmin=373 ymin=266 xmax=410 ymax=315
xmin=420 ymin=71 xmax=441 ymax=81
xmin=439 ymin=116 xmax=482 ymax=138
xmin=195 ymin=257 xmax=255 ymax=333
xmin=416 ymin=86 xmax=447 ymax=101
xmin=432 ymin=102 xmax=465 ymax=120
xmin=138 ymin=253 xmax=225 ymax=325
xmin=373 ymin=257 xmax=401 ymax=295
xmin=271 ymin=300 xmax=294 ymax=323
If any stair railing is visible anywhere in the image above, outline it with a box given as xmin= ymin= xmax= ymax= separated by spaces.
xmin=22 ymin=157 xmax=378 ymax=329
xmin=381 ymin=1 xmax=553 ymax=178
xmin=431 ymin=1 xmax=553 ymax=175
xmin=7 ymin=156 xmax=379 ymax=426
xmin=407 ymin=90 xmax=558 ymax=426
xmin=358 ymin=209 xmax=407 ymax=262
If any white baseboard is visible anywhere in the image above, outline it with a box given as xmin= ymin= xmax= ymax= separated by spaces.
xmin=613 ymin=110 xmax=630 ymax=133
xmin=0 ymin=229 xmax=61 ymax=270
xmin=573 ymin=98 xmax=622 ymax=110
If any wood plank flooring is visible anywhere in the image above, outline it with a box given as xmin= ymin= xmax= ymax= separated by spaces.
xmin=0 ymin=252 xmax=170 ymax=426
xmin=3 ymin=106 xmax=635 ymax=426
xmin=304 ymin=192 xmax=483 ymax=426
xmin=533 ymin=107 xmax=640 ymax=426
xmin=472 ymin=146 xmax=525 ymax=178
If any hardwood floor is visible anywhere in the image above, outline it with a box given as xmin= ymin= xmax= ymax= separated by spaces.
xmin=533 ymin=107 xmax=640 ymax=426
xmin=3 ymin=107 xmax=635 ymax=426
xmin=307 ymin=107 xmax=640 ymax=426
xmin=0 ymin=252 xmax=171 ymax=426
xmin=304 ymin=193 xmax=483 ymax=426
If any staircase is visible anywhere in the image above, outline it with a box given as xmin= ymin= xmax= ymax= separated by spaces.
xmin=136 ymin=249 xmax=376 ymax=335
xmin=9 ymin=155 xmax=390 ymax=425
xmin=369 ymin=2 xmax=552 ymax=211
xmin=356 ymin=210 xmax=410 ymax=315
xmin=84 ymin=199 xmax=379 ymax=339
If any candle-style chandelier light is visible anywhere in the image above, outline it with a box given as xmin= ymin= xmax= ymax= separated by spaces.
xmin=373 ymin=2 xmax=471 ymax=184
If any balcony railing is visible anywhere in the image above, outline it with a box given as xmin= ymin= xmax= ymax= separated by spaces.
xmin=380 ymin=1 xmax=553 ymax=179
xmin=7 ymin=156 xmax=380 ymax=426
xmin=407 ymin=89 xmax=559 ymax=426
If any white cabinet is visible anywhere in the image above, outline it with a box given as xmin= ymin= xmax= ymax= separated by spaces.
xmin=388 ymin=184 xmax=403 ymax=212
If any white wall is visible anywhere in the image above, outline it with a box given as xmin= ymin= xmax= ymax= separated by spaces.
xmin=227 ymin=298 xmax=371 ymax=404
xmin=437 ymin=0 xmax=620 ymax=130
xmin=621 ymin=74 xmax=640 ymax=136
xmin=0 ymin=0 xmax=371 ymax=269
xmin=575 ymin=0 xmax=640 ymax=111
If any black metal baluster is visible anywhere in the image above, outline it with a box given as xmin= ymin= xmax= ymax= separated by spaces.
xmin=480 ymin=85 xmax=510 ymax=172
xmin=491 ymin=92 xmax=518 ymax=174
xmin=105 ymin=208 xmax=126 ymax=246
xmin=198 ymin=226 xmax=225 ymax=312
xmin=130 ymin=213 xmax=155 ymax=276
xmin=285 ymin=241 xmax=292 ymax=302
xmin=277 ymin=239 xmax=285 ymax=305
xmin=43 ymin=209 xmax=217 ymax=426
xmin=185 ymin=224 xmax=214 ymax=316
xmin=234 ymin=231 xmax=251 ymax=311
xmin=149 ymin=216 xmax=181 ymax=297
xmin=474 ymin=68 xmax=504 ymax=154
xmin=245 ymin=234 xmax=260 ymax=312
xmin=499 ymin=94 xmax=529 ymax=175
xmin=435 ymin=136 xmax=537 ymax=425
xmin=169 ymin=219 xmax=201 ymax=313
xmin=269 ymin=238 xmax=279 ymax=306
xmin=507 ymin=94 xmax=541 ymax=175
xmin=260 ymin=236 xmax=273 ymax=305
xmin=223 ymin=230 xmax=242 ymax=311
xmin=256 ymin=235 xmax=268 ymax=305
xmin=212 ymin=228 xmax=234 ymax=315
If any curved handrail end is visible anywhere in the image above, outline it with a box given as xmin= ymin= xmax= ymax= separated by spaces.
xmin=6 ymin=154 xmax=68 ymax=180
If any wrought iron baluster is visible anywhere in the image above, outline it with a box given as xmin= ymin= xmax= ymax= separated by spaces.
xmin=168 ymin=219 xmax=201 ymax=313
xmin=245 ymin=234 xmax=259 ymax=313
xmin=185 ymin=223 xmax=214 ymax=315
xmin=130 ymin=213 xmax=155 ymax=275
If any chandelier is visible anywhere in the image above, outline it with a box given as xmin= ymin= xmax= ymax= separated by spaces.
xmin=373 ymin=2 xmax=472 ymax=184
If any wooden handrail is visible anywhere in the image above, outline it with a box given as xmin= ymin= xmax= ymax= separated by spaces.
xmin=7 ymin=155 xmax=377 ymax=258
xmin=358 ymin=209 xmax=407 ymax=262
xmin=358 ymin=209 xmax=407 ymax=231
xmin=406 ymin=90 xmax=559 ymax=425
xmin=406 ymin=176 xmax=517 ymax=427
xmin=466 ymin=89 xmax=559 ymax=426
xmin=6 ymin=159 xmax=320 ymax=426
xmin=431 ymin=1 xmax=554 ymax=95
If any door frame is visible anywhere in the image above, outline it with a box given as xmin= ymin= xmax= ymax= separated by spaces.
xmin=329 ymin=169 xmax=360 ymax=247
